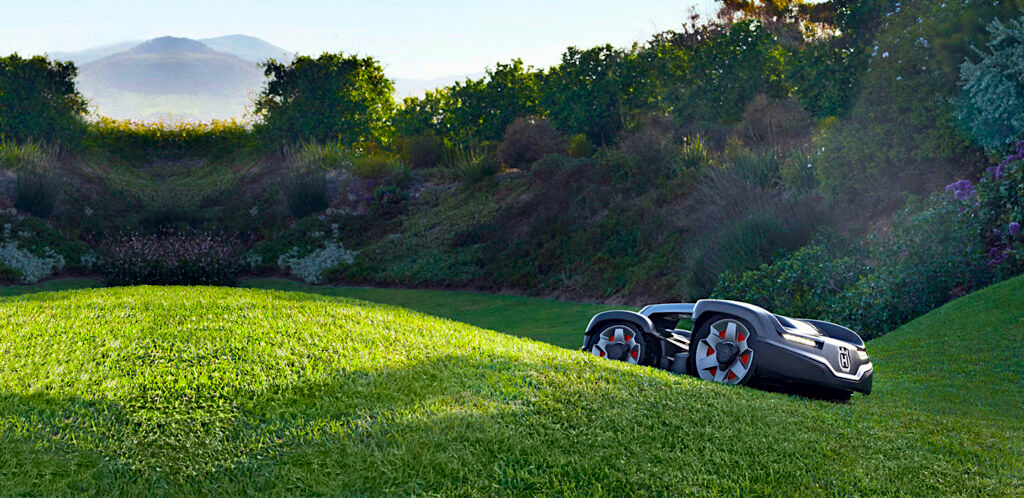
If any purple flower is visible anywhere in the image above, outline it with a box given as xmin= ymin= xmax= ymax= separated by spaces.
xmin=987 ymin=161 xmax=1008 ymax=180
xmin=945 ymin=179 xmax=976 ymax=201
xmin=1011 ymin=222 xmax=1021 ymax=238
xmin=988 ymin=246 xmax=1009 ymax=267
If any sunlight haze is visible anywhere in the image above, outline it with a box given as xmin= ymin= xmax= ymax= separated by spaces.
xmin=0 ymin=0 xmax=716 ymax=79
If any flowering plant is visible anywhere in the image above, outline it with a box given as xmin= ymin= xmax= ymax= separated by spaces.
xmin=102 ymin=230 xmax=241 ymax=286
xmin=950 ymin=140 xmax=1024 ymax=271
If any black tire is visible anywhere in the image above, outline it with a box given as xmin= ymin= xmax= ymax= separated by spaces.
xmin=585 ymin=321 xmax=647 ymax=366
xmin=686 ymin=313 xmax=759 ymax=385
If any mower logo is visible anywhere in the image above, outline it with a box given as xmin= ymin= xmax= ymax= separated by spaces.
xmin=838 ymin=347 xmax=851 ymax=372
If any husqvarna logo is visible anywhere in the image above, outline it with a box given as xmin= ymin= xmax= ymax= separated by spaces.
xmin=838 ymin=347 xmax=851 ymax=372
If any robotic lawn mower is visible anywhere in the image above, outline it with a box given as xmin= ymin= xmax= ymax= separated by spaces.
xmin=583 ymin=300 xmax=872 ymax=399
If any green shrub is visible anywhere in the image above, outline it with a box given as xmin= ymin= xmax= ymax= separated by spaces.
xmin=0 ymin=54 xmax=87 ymax=145
xmin=676 ymin=135 xmax=713 ymax=172
xmin=974 ymin=141 xmax=1024 ymax=274
xmin=398 ymin=132 xmax=445 ymax=169
xmin=351 ymin=155 xmax=403 ymax=181
xmin=566 ymin=134 xmax=594 ymax=158
xmin=289 ymin=141 xmax=352 ymax=170
xmin=278 ymin=242 xmax=358 ymax=283
xmin=83 ymin=117 xmax=257 ymax=162
xmin=0 ymin=141 xmax=59 ymax=171
xmin=15 ymin=171 xmax=60 ymax=218
xmin=714 ymin=194 xmax=993 ymax=338
xmin=0 ymin=213 xmax=90 ymax=273
xmin=254 ymin=53 xmax=395 ymax=146
xmin=283 ymin=171 xmax=327 ymax=218
xmin=779 ymin=149 xmax=819 ymax=191
xmin=727 ymin=148 xmax=780 ymax=190
xmin=496 ymin=117 xmax=563 ymax=170
xmin=0 ymin=261 xmax=20 ymax=284
xmin=736 ymin=95 xmax=811 ymax=147
xmin=714 ymin=242 xmax=866 ymax=320
xmin=451 ymin=148 xmax=501 ymax=184
xmin=688 ymin=206 xmax=814 ymax=296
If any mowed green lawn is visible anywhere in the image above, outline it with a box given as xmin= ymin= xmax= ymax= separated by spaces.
xmin=243 ymin=278 xmax=629 ymax=349
xmin=0 ymin=278 xmax=1020 ymax=494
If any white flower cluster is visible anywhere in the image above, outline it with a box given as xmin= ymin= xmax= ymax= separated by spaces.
xmin=0 ymin=242 xmax=65 ymax=283
xmin=241 ymin=252 xmax=263 ymax=271
xmin=277 ymin=242 xmax=358 ymax=284
xmin=80 ymin=252 xmax=102 ymax=272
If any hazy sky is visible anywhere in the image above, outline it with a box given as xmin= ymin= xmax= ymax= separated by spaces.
xmin=0 ymin=0 xmax=717 ymax=79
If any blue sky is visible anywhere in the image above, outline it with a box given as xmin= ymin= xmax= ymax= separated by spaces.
xmin=0 ymin=0 xmax=717 ymax=79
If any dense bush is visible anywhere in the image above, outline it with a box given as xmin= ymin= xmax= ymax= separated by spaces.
xmin=813 ymin=0 xmax=1023 ymax=206
xmin=713 ymin=242 xmax=865 ymax=319
xmin=0 ymin=261 xmax=19 ymax=284
xmin=83 ymin=118 xmax=257 ymax=162
xmin=566 ymin=134 xmax=594 ymax=158
xmin=14 ymin=170 xmax=60 ymax=218
xmin=974 ymin=140 xmax=1024 ymax=273
xmin=278 ymin=241 xmax=358 ymax=283
xmin=496 ymin=118 xmax=563 ymax=170
xmin=451 ymin=148 xmax=501 ymax=184
xmin=283 ymin=170 xmax=327 ymax=218
xmin=0 ymin=54 xmax=86 ymax=145
xmin=398 ymin=132 xmax=444 ymax=169
xmin=715 ymin=194 xmax=994 ymax=338
xmin=0 ymin=211 xmax=90 ymax=273
xmin=254 ymin=53 xmax=395 ymax=146
xmin=0 ymin=242 xmax=64 ymax=284
xmin=955 ymin=16 xmax=1024 ymax=154
xmin=102 ymin=231 xmax=240 ymax=286
xmin=0 ymin=141 xmax=60 ymax=171
xmin=351 ymin=155 xmax=404 ymax=181
xmin=286 ymin=141 xmax=351 ymax=170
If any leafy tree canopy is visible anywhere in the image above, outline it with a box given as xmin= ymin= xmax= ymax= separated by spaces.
xmin=254 ymin=53 xmax=395 ymax=146
xmin=0 ymin=54 xmax=87 ymax=144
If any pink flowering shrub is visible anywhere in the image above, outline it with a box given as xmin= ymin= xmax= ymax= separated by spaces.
xmin=102 ymin=231 xmax=240 ymax=286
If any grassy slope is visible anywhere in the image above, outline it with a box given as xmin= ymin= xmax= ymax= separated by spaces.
xmin=243 ymin=278 xmax=627 ymax=349
xmin=0 ymin=280 xmax=1020 ymax=495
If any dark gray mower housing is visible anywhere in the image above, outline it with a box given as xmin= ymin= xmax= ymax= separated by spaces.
xmin=583 ymin=300 xmax=872 ymax=398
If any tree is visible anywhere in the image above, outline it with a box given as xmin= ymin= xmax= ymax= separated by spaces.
xmin=0 ymin=54 xmax=87 ymax=144
xmin=666 ymin=20 xmax=789 ymax=124
xmin=541 ymin=45 xmax=628 ymax=145
xmin=254 ymin=53 xmax=395 ymax=146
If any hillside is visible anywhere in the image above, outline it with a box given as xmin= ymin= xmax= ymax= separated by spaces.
xmin=0 ymin=278 xmax=1020 ymax=494
xmin=75 ymin=36 xmax=268 ymax=120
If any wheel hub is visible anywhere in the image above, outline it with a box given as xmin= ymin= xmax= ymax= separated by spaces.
xmin=590 ymin=325 xmax=641 ymax=365
xmin=694 ymin=319 xmax=754 ymax=385
xmin=716 ymin=342 xmax=739 ymax=366
xmin=605 ymin=343 xmax=627 ymax=360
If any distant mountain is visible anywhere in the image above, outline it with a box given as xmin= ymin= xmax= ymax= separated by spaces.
xmin=76 ymin=36 xmax=267 ymax=121
xmin=58 ymin=35 xmax=481 ymax=120
xmin=51 ymin=41 xmax=142 ymax=65
xmin=199 ymin=35 xmax=292 ymax=64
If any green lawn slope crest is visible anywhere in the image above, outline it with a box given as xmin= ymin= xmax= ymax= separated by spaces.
xmin=0 ymin=278 xmax=1021 ymax=495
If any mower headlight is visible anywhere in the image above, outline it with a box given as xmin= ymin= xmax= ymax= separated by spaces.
xmin=781 ymin=333 xmax=818 ymax=347
xmin=857 ymin=349 xmax=869 ymax=360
